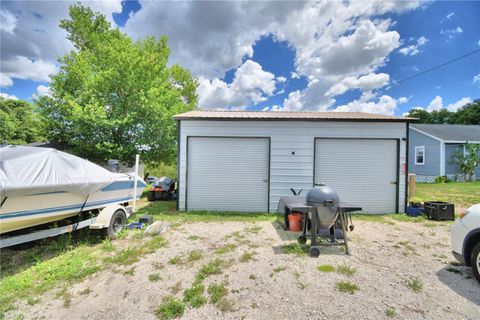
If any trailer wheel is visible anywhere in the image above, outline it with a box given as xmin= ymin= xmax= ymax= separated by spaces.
xmin=102 ymin=210 xmax=126 ymax=239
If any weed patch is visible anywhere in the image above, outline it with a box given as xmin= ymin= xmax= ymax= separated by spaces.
xmin=215 ymin=244 xmax=236 ymax=255
xmin=156 ymin=296 xmax=185 ymax=320
xmin=207 ymin=283 xmax=228 ymax=304
xmin=281 ymin=243 xmax=308 ymax=256
xmin=336 ymin=263 xmax=357 ymax=277
xmin=217 ymin=298 xmax=235 ymax=312
xmin=336 ymin=281 xmax=359 ymax=294
xmin=168 ymin=255 xmax=183 ymax=265
xmin=317 ymin=265 xmax=335 ymax=273
xmin=183 ymin=284 xmax=206 ymax=308
xmin=406 ymin=277 xmax=423 ymax=293
xmin=149 ymin=273 xmax=162 ymax=282
xmin=195 ymin=259 xmax=225 ymax=283
xmin=239 ymin=251 xmax=255 ymax=262
xmin=187 ymin=250 xmax=204 ymax=262
xmin=385 ymin=307 xmax=396 ymax=318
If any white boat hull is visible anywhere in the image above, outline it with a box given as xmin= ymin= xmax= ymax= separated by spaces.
xmin=0 ymin=179 xmax=146 ymax=234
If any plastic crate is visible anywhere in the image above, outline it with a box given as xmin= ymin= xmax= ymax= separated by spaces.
xmin=424 ymin=201 xmax=455 ymax=221
xmin=406 ymin=206 xmax=424 ymax=217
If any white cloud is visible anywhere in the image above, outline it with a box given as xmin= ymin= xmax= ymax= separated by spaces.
xmin=333 ymin=94 xmax=408 ymax=115
xmin=0 ymin=74 xmax=13 ymax=87
xmin=197 ymin=60 xmax=277 ymax=109
xmin=440 ymin=27 xmax=463 ymax=39
xmin=325 ymin=73 xmax=390 ymax=97
xmin=0 ymin=9 xmax=17 ymax=34
xmin=0 ymin=92 xmax=18 ymax=100
xmin=3 ymin=0 xmax=424 ymax=112
xmin=441 ymin=12 xmax=455 ymax=23
xmin=33 ymin=84 xmax=52 ymax=99
xmin=399 ymin=36 xmax=428 ymax=56
xmin=277 ymin=76 xmax=287 ymax=83
xmin=473 ymin=74 xmax=480 ymax=85
xmin=418 ymin=96 xmax=473 ymax=112
xmin=0 ymin=1 xmax=123 ymax=86
xmin=1 ymin=56 xmax=58 ymax=85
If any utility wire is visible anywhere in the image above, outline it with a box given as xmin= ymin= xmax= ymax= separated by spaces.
xmin=394 ymin=48 xmax=480 ymax=85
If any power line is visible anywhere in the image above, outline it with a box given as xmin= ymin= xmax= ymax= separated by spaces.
xmin=394 ymin=48 xmax=480 ymax=85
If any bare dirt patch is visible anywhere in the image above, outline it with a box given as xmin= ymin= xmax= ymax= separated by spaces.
xmin=5 ymin=219 xmax=479 ymax=320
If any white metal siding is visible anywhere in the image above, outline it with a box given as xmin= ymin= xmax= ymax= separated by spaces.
xmin=186 ymin=137 xmax=269 ymax=211
xmin=315 ymin=139 xmax=397 ymax=214
xmin=178 ymin=121 xmax=407 ymax=213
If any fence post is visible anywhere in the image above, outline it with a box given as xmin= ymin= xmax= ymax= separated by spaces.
xmin=408 ymin=173 xmax=416 ymax=201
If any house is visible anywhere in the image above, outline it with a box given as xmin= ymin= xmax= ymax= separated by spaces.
xmin=174 ymin=110 xmax=413 ymax=214
xmin=409 ymin=124 xmax=480 ymax=182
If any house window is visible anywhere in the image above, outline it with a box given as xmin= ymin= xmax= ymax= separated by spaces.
xmin=415 ymin=146 xmax=425 ymax=165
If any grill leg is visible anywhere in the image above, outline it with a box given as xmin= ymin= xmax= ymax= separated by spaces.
xmin=310 ymin=207 xmax=317 ymax=247
xmin=339 ymin=209 xmax=350 ymax=255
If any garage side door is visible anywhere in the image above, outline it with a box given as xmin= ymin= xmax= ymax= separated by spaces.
xmin=315 ymin=139 xmax=398 ymax=213
xmin=187 ymin=137 xmax=269 ymax=212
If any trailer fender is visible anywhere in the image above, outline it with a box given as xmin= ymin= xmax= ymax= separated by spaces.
xmin=89 ymin=204 xmax=127 ymax=230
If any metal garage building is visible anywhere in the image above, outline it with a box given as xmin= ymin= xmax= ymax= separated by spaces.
xmin=174 ymin=111 xmax=413 ymax=214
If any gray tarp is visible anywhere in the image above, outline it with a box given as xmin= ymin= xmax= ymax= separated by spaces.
xmin=0 ymin=145 xmax=126 ymax=198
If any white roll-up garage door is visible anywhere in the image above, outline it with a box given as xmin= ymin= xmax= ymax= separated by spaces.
xmin=187 ymin=137 xmax=270 ymax=212
xmin=315 ymin=139 xmax=398 ymax=214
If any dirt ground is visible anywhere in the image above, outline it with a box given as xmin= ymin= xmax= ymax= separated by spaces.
xmin=6 ymin=218 xmax=480 ymax=320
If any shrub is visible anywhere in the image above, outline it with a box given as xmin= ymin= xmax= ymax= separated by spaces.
xmin=156 ymin=296 xmax=185 ymax=320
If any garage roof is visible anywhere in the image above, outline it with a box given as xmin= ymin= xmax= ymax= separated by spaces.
xmin=174 ymin=110 xmax=414 ymax=122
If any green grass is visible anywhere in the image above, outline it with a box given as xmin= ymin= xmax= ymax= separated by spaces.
xmin=207 ymin=283 xmax=228 ymax=304
xmin=0 ymin=234 xmax=167 ymax=310
xmin=149 ymin=273 xmax=162 ymax=282
xmin=385 ymin=307 xmax=396 ymax=318
xmin=216 ymin=298 xmax=235 ymax=312
xmin=244 ymin=224 xmax=263 ymax=234
xmin=336 ymin=263 xmax=357 ymax=277
xmin=155 ymin=296 xmax=185 ymax=320
xmin=123 ymin=267 xmax=136 ymax=276
xmin=215 ymin=244 xmax=236 ymax=255
xmin=280 ymin=243 xmax=309 ymax=256
xmin=272 ymin=266 xmax=287 ymax=273
xmin=317 ymin=265 xmax=335 ymax=273
xmin=239 ymin=251 xmax=255 ymax=262
xmin=168 ymin=255 xmax=183 ymax=265
xmin=406 ymin=276 xmax=423 ymax=293
xmin=336 ymin=281 xmax=359 ymax=294
xmin=136 ymin=200 xmax=277 ymax=223
xmin=195 ymin=259 xmax=225 ymax=283
xmin=183 ymin=284 xmax=206 ymax=308
xmin=416 ymin=181 xmax=480 ymax=208
xmin=187 ymin=250 xmax=204 ymax=262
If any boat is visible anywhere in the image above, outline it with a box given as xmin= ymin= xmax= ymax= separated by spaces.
xmin=0 ymin=145 xmax=146 ymax=234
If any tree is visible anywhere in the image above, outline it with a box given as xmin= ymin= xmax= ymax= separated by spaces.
xmin=0 ymin=98 xmax=44 ymax=144
xmin=37 ymin=4 xmax=198 ymax=164
xmin=452 ymin=99 xmax=480 ymax=124
xmin=405 ymin=108 xmax=432 ymax=123
xmin=450 ymin=142 xmax=480 ymax=181
xmin=405 ymin=99 xmax=479 ymax=125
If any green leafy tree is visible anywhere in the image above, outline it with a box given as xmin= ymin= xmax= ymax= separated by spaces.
xmin=405 ymin=108 xmax=432 ymax=123
xmin=37 ymin=4 xmax=198 ymax=164
xmin=406 ymin=99 xmax=479 ymax=124
xmin=0 ymin=98 xmax=44 ymax=144
xmin=451 ymin=99 xmax=480 ymax=124
xmin=450 ymin=142 xmax=480 ymax=181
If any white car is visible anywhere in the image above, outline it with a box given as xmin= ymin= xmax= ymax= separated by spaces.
xmin=451 ymin=204 xmax=480 ymax=283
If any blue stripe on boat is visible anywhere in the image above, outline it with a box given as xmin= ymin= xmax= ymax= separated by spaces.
xmin=101 ymin=180 xmax=147 ymax=191
xmin=26 ymin=191 xmax=67 ymax=196
xmin=0 ymin=195 xmax=141 ymax=220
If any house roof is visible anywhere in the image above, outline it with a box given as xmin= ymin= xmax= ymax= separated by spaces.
xmin=174 ymin=110 xmax=414 ymax=122
xmin=411 ymin=124 xmax=480 ymax=142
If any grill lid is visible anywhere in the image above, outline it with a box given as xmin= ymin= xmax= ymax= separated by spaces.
xmin=305 ymin=183 xmax=339 ymax=205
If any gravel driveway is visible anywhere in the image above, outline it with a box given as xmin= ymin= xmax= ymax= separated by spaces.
xmin=7 ymin=218 xmax=480 ymax=320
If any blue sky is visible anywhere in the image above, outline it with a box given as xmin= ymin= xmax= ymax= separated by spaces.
xmin=1 ymin=1 xmax=479 ymax=115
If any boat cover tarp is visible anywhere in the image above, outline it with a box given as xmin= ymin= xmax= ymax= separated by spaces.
xmin=0 ymin=145 xmax=128 ymax=198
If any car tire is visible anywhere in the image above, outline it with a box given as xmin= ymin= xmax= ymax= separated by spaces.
xmin=471 ymin=242 xmax=480 ymax=283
